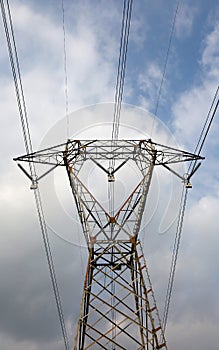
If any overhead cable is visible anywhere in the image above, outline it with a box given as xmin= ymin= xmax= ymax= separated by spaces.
xmin=162 ymin=83 xmax=219 ymax=335
xmin=188 ymin=84 xmax=219 ymax=176
xmin=111 ymin=0 xmax=133 ymax=142
xmin=61 ymin=0 xmax=69 ymax=139
xmin=162 ymin=186 xmax=188 ymax=334
xmin=0 ymin=1 xmax=70 ymax=348
xmin=154 ymin=0 xmax=181 ymax=117
xmin=109 ymin=0 xmax=133 ymax=217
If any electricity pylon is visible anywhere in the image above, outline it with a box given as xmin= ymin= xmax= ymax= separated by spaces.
xmin=15 ymin=139 xmax=203 ymax=349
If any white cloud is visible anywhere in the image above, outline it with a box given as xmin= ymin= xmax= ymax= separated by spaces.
xmin=172 ymin=20 xmax=219 ymax=149
xmin=175 ymin=2 xmax=197 ymax=39
xmin=201 ymin=22 xmax=219 ymax=74
xmin=138 ymin=62 xmax=163 ymax=111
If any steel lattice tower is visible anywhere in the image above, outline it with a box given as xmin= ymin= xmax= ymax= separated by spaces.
xmin=15 ymin=139 xmax=203 ymax=349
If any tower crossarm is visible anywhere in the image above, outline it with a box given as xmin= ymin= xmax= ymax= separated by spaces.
xmin=14 ymin=139 xmax=204 ymax=245
xmin=14 ymin=139 xmax=204 ymax=167
xmin=138 ymin=140 xmax=204 ymax=165
xmin=13 ymin=139 xmax=204 ymax=189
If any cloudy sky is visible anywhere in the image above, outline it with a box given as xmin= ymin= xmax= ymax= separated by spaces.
xmin=0 ymin=0 xmax=219 ymax=349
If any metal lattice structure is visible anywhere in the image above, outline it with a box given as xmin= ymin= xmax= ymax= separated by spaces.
xmin=14 ymin=139 xmax=203 ymax=349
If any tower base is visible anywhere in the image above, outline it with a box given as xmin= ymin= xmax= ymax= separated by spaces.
xmin=74 ymin=240 xmax=167 ymax=350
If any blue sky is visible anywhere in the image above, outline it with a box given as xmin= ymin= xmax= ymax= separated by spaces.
xmin=0 ymin=1 xmax=219 ymax=349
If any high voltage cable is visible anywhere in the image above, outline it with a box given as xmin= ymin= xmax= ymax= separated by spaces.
xmin=0 ymin=0 xmax=33 ymax=165
xmin=154 ymin=0 xmax=181 ymax=117
xmin=109 ymin=0 xmax=133 ymax=218
xmin=61 ymin=0 xmax=69 ymax=139
xmin=162 ymin=86 xmax=219 ymax=333
xmin=111 ymin=0 xmax=133 ymax=142
xmin=188 ymin=84 xmax=219 ymax=176
xmin=162 ymin=186 xmax=188 ymax=334
xmin=0 ymin=1 xmax=70 ymax=348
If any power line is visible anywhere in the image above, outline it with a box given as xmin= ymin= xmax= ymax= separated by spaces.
xmin=188 ymin=84 xmax=219 ymax=176
xmin=154 ymin=0 xmax=181 ymax=117
xmin=0 ymin=1 xmax=70 ymax=348
xmin=162 ymin=86 xmax=219 ymax=333
xmin=111 ymin=0 xmax=133 ymax=142
xmin=61 ymin=0 xmax=69 ymax=139
xmin=162 ymin=185 xmax=188 ymax=334
xmin=109 ymin=0 xmax=133 ymax=218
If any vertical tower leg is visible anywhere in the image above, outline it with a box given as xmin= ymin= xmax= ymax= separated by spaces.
xmin=74 ymin=240 xmax=167 ymax=350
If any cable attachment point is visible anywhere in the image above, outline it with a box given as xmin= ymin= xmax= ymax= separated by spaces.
xmin=108 ymin=167 xmax=115 ymax=182
xmin=30 ymin=180 xmax=38 ymax=190
xmin=184 ymin=180 xmax=192 ymax=189
xmin=183 ymin=174 xmax=192 ymax=189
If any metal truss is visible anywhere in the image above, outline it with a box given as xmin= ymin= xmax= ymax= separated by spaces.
xmin=14 ymin=139 xmax=203 ymax=349
xmin=75 ymin=240 xmax=166 ymax=350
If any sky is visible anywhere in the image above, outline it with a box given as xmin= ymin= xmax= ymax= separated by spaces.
xmin=0 ymin=0 xmax=219 ymax=349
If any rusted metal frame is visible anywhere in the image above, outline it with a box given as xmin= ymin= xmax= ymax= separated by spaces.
xmin=92 ymin=241 xmax=131 ymax=263
xmin=132 ymin=153 xmax=150 ymax=175
xmin=134 ymin=243 xmax=155 ymax=347
xmin=81 ymin=320 xmax=127 ymax=350
xmin=69 ymin=173 xmax=112 ymax=242
xmin=70 ymin=171 xmax=109 ymax=218
xmin=89 ymin=279 xmax=133 ymax=326
xmin=119 ymin=220 xmax=135 ymax=238
xmin=129 ymin=253 xmax=147 ymax=348
xmin=87 ymin=301 xmax=143 ymax=348
xmin=112 ymin=181 xmax=144 ymax=238
xmin=116 ymin=186 xmax=142 ymax=225
xmin=93 ymin=245 xmax=130 ymax=261
xmin=76 ymin=198 xmax=107 ymax=243
xmin=112 ymin=221 xmax=133 ymax=240
xmin=87 ymin=254 xmax=147 ymax=312
xmin=89 ymin=266 xmax=143 ymax=320
xmin=91 ymin=246 xmax=130 ymax=269
xmin=82 ymin=332 xmax=109 ymax=350
xmin=74 ymin=256 xmax=91 ymax=349
xmin=134 ymin=242 xmax=167 ymax=349
xmin=137 ymin=242 xmax=167 ymax=349
xmin=77 ymin=250 xmax=95 ymax=350
xmin=149 ymin=139 xmax=203 ymax=158
xmin=132 ymin=161 xmax=154 ymax=239
xmin=104 ymin=319 xmax=134 ymax=348
xmin=14 ymin=141 xmax=67 ymax=163
xmin=86 ymin=141 xmax=131 ymax=157
xmin=84 ymin=286 xmax=149 ymax=335
xmin=69 ymin=156 xmax=85 ymax=175
xmin=86 ymin=285 xmax=152 ymax=344
xmin=115 ymin=191 xmax=142 ymax=233
xmin=94 ymin=261 xmax=148 ymax=304
xmin=89 ymin=263 xmax=133 ymax=301
xmin=92 ymin=241 xmax=116 ymax=258
xmin=68 ymin=181 xmax=93 ymax=245
xmin=65 ymin=158 xmax=91 ymax=246
xmin=14 ymin=139 xmax=203 ymax=168
xmin=92 ymin=221 xmax=112 ymax=241
xmin=134 ymin=151 xmax=154 ymax=171
xmin=133 ymin=254 xmax=145 ymax=336
xmin=66 ymin=140 xmax=97 ymax=164
xmin=93 ymin=241 xmax=132 ymax=259
xmin=140 ymin=141 xmax=192 ymax=165
xmin=14 ymin=152 xmax=64 ymax=166
xmin=84 ymin=281 xmax=126 ymax=330
xmin=87 ymin=276 xmax=142 ymax=341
